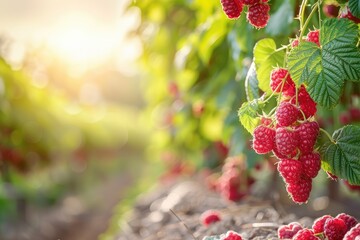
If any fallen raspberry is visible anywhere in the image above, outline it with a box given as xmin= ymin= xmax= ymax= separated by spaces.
xmin=247 ymin=3 xmax=270 ymax=28
xmin=277 ymin=222 xmax=303 ymax=239
xmin=313 ymin=215 xmax=333 ymax=234
xmin=286 ymin=176 xmax=312 ymax=204
xmin=306 ymin=30 xmax=320 ymax=46
xmin=324 ymin=217 xmax=348 ymax=240
xmin=276 ymin=102 xmax=300 ymax=127
xmin=223 ymin=230 xmax=243 ymax=240
xmin=253 ymin=125 xmax=276 ymax=154
xmin=344 ymin=223 xmax=360 ymax=240
xmin=296 ymin=121 xmax=319 ymax=153
xmin=221 ymin=0 xmax=244 ymax=19
xmin=278 ymin=159 xmax=303 ymax=184
xmin=293 ymin=228 xmax=320 ymax=240
xmin=336 ymin=213 xmax=358 ymax=231
xmin=299 ymin=152 xmax=321 ymax=178
xmin=275 ymin=127 xmax=299 ymax=156
xmin=270 ymin=68 xmax=296 ymax=95
xmin=200 ymin=210 xmax=221 ymax=226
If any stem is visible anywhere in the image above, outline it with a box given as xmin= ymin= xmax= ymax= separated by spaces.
xmin=299 ymin=3 xmax=320 ymax=40
xmin=299 ymin=0 xmax=309 ymax=29
xmin=320 ymin=128 xmax=336 ymax=144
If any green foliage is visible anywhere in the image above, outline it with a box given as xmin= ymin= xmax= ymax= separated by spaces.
xmin=349 ymin=0 xmax=360 ymax=18
xmin=238 ymin=99 xmax=261 ymax=134
xmin=245 ymin=62 xmax=260 ymax=101
xmin=266 ymin=0 xmax=296 ymax=36
xmin=322 ymin=125 xmax=360 ymax=185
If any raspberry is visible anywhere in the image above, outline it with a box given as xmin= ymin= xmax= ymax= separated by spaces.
xmin=290 ymin=85 xmax=317 ymax=119
xmin=344 ymin=223 xmax=360 ymax=240
xmin=293 ymin=228 xmax=320 ymax=240
xmin=247 ymin=3 xmax=270 ymax=28
xmin=261 ymin=117 xmax=272 ymax=126
xmin=243 ymin=0 xmax=258 ymax=4
xmin=313 ymin=215 xmax=333 ymax=234
xmin=253 ymin=125 xmax=276 ymax=154
xmin=277 ymin=159 xmax=303 ymax=184
xmin=286 ymin=176 xmax=312 ymax=204
xmin=323 ymin=4 xmax=340 ymax=18
xmin=200 ymin=210 xmax=221 ymax=226
xmin=350 ymin=107 xmax=360 ymax=122
xmin=276 ymin=102 xmax=300 ymax=127
xmin=299 ymin=152 xmax=321 ymax=178
xmin=223 ymin=230 xmax=243 ymax=240
xmin=278 ymin=222 xmax=303 ymax=239
xmin=306 ymin=30 xmax=320 ymax=46
xmin=270 ymin=68 xmax=296 ymax=95
xmin=296 ymin=121 xmax=319 ymax=153
xmin=336 ymin=213 xmax=358 ymax=231
xmin=275 ymin=127 xmax=299 ymax=156
xmin=324 ymin=217 xmax=347 ymax=240
xmin=340 ymin=7 xmax=360 ymax=24
xmin=344 ymin=180 xmax=360 ymax=191
xmin=221 ymin=0 xmax=244 ymax=19
xmin=272 ymin=143 xmax=297 ymax=159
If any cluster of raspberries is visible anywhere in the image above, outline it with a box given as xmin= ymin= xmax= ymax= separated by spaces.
xmin=220 ymin=0 xmax=270 ymax=28
xmin=278 ymin=213 xmax=360 ymax=240
xmin=292 ymin=29 xmax=320 ymax=48
xmin=252 ymin=66 xmax=319 ymax=204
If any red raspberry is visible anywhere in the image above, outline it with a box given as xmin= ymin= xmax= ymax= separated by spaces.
xmin=296 ymin=121 xmax=319 ymax=153
xmin=293 ymin=228 xmax=320 ymax=240
xmin=340 ymin=7 xmax=360 ymax=24
xmin=223 ymin=230 xmax=243 ymax=240
xmin=253 ymin=125 xmax=276 ymax=154
xmin=260 ymin=117 xmax=272 ymax=126
xmin=270 ymin=68 xmax=296 ymax=95
xmin=350 ymin=107 xmax=360 ymax=122
xmin=221 ymin=0 xmax=244 ymax=19
xmin=278 ymin=222 xmax=303 ymax=239
xmin=323 ymin=4 xmax=340 ymax=18
xmin=299 ymin=152 xmax=321 ymax=178
xmin=344 ymin=180 xmax=360 ymax=191
xmin=247 ymin=3 xmax=270 ymax=28
xmin=276 ymin=102 xmax=300 ymax=127
xmin=243 ymin=0 xmax=258 ymax=4
xmin=275 ymin=127 xmax=299 ymax=156
xmin=340 ymin=112 xmax=351 ymax=124
xmin=306 ymin=30 xmax=320 ymax=46
xmin=200 ymin=210 xmax=221 ymax=226
xmin=286 ymin=176 xmax=312 ymax=204
xmin=277 ymin=159 xmax=303 ymax=184
xmin=292 ymin=39 xmax=299 ymax=48
xmin=290 ymin=85 xmax=317 ymax=119
xmin=344 ymin=223 xmax=360 ymax=240
xmin=313 ymin=215 xmax=333 ymax=234
xmin=324 ymin=217 xmax=347 ymax=240
xmin=272 ymin=143 xmax=297 ymax=159
xmin=336 ymin=213 xmax=358 ymax=231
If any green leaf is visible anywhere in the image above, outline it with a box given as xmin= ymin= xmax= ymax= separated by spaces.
xmin=238 ymin=99 xmax=261 ymax=134
xmin=322 ymin=125 xmax=360 ymax=185
xmin=288 ymin=19 xmax=360 ymax=108
xmin=245 ymin=62 xmax=259 ymax=101
xmin=265 ymin=0 xmax=295 ymax=36
xmin=349 ymin=0 xmax=360 ymax=18
xmin=253 ymin=38 xmax=285 ymax=94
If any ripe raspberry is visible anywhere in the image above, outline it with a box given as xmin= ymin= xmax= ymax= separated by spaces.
xmin=323 ymin=4 xmax=340 ymax=18
xmin=290 ymin=85 xmax=317 ymax=119
xmin=270 ymin=68 xmax=296 ymax=95
xmin=286 ymin=176 xmax=312 ymax=204
xmin=293 ymin=228 xmax=320 ymax=240
xmin=243 ymin=0 xmax=258 ymax=5
xmin=340 ymin=112 xmax=351 ymax=125
xmin=278 ymin=159 xmax=303 ymax=184
xmin=272 ymin=143 xmax=297 ymax=159
xmin=247 ymin=3 xmax=270 ymax=28
xmin=221 ymin=0 xmax=244 ymax=19
xmin=344 ymin=223 xmax=360 ymax=240
xmin=223 ymin=230 xmax=243 ymax=240
xmin=292 ymin=39 xmax=300 ymax=48
xmin=324 ymin=217 xmax=347 ymax=240
xmin=336 ymin=213 xmax=358 ymax=231
xmin=350 ymin=107 xmax=360 ymax=122
xmin=253 ymin=125 xmax=276 ymax=154
xmin=340 ymin=7 xmax=360 ymax=24
xmin=306 ymin=30 xmax=320 ymax=46
xmin=278 ymin=222 xmax=303 ymax=239
xmin=344 ymin=180 xmax=360 ymax=191
xmin=275 ymin=127 xmax=299 ymax=156
xmin=261 ymin=117 xmax=272 ymax=126
xmin=200 ymin=210 xmax=221 ymax=226
xmin=299 ymin=152 xmax=321 ymax=178
xmin=313 ymin=215 xmax=333 ymax=234
xmin=276 ymin=102 xmax=300 ymax=127
xmin=296 ymin=121 xmax=319 ymax=153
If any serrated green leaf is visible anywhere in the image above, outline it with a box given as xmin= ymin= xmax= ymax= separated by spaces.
xmin=349 ymin=0 xmax=360 ymax=18
xmin=288 ymin=19 xmax=360 ymax=108
xmin=322 ymin=125 xmax=360 ymax=185
xmin=238 ymin=99 xmax=260 ymax=134
xmin=245 ymin=62 xmax=259 ymax=101
xmin=253 ymin=38 xmax=285 ymax=93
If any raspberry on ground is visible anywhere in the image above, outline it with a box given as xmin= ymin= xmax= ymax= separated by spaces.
xmin=278 ymin=222 xmax=303 ymax=239
xmin=223 ymin=230 xmax=243 ymax=240
xmin=286 ymin=176 xmax=312 ymax=204
xmin=247 ymin=3 xmax=270 ymax=28
xmin=221 ymin=0 xmax=244 ymax=19
xmin=336 ymin=213 xmax=358 ymax=231
xmin=276 ymin=102 xmax=300 ymax=127
xmin=275 ymin=127 xmax=299 ymax=156
xmin=293 ymin=228 xmax=320 ymax=240
xmin=324 ymin=217 xmax=348 ymax=240
xmin=270 ymin=68 xmax=296 ymax=95
xmin=299 ymin=152 xmax=321 ymax=178
xmin=200 ymin=210 xmax=221 ymax=226
xmin=253 ymin=125 xmax=276 ymax=154
xmin=277 ymin=159 xmax=303 ymax=184
xmin=344 ymin=223 xmax=360 ymax=240
xmin=296 ymin=121 xmax=319 ymax=154
xmin=313 ymin=215 xmax=333 ymax=234
xmin=306 ymin=30 xmax=320 ymax=46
